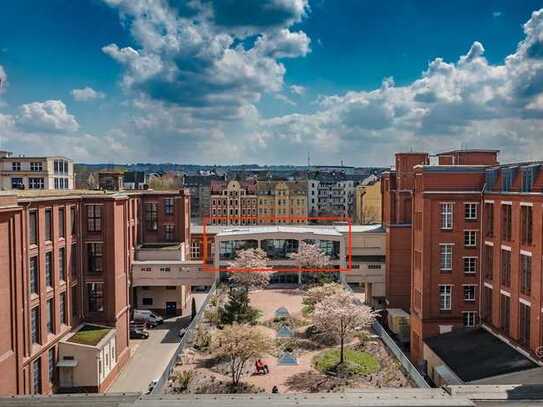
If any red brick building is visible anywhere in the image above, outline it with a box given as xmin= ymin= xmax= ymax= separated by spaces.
xmin=0 ymin=188 xmax=190 ymax=395
xmin=383 ymin=150 xmax=543 ymax=365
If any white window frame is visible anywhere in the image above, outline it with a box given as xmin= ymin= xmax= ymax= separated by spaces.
xmin=464 ymin=202 xmax=478 ymax=220
xmin=463 ymin=284 xmax=477 ymax=301
xmin=463 ymin=311 xmax=477 ymax=327
xmin=440 ymin=202 xmax=453 ymax=230
xmin=463 ymin=256 xmax=477 ymax=274
xmin=464 ymin=230 xmax=477 ymax=247
xmin=439 ymin=285 xmax=452 ymax=311
xmin=439 ymin=243 xmax=453 ymax=271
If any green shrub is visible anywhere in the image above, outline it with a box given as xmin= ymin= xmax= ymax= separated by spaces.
xmin=313 ymin=348 xmax=380 ymax=376
xmin=175 ymin=370 xmax=193 ymax=392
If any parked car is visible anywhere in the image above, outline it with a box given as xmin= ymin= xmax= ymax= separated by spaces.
xmin=134 ymin=309 xmax=164 ymax=327
xmin=130 ymin=326 xmax=149 ymax=339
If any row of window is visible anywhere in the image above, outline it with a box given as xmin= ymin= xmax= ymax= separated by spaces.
xmin=482 ymin=288 xmax=532 ymax=346
xmin=485 ymin=203 xmax=533 ymax=245
xmin=484 ymin=246 xmax=532 ymax=295
xmin=29 ymin=207 xmax=76 ymax=245
xmin=11 ymin=161 xmax=43 ymax=172
xmin=29 ymin=247 xmax=73 ymax=295
xmin=439 ymin=202 xmax=478 ymax=230
xmin=31 ymin=294 xmax=68 ymax=345
xmin=438 ymin=284 xmax=477 ymax=309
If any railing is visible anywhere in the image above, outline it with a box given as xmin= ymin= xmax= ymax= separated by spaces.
xmin=151 ymin=281 xmax=217 ymax=394
xmin=342 ymin=281 xmax=429 ymax=389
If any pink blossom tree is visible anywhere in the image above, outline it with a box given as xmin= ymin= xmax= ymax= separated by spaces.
xmin=289 ymin=242 xmax=330 ymax=269
xmin=312 ymin=291 xmax=378 ymax=365
xmin=228 ymin=248 xmax=271 ymax=290
xmin=302 ymin=282 xmax=345 ymax=314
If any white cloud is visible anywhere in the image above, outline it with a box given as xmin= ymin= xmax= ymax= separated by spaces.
xmin=71 ymin=86 xmax=106 ymax=101
xmin=289 ymin=84 xmax=305 ymax=95
xmin=0 ymin=65 xmax=7 ymax=94
xmin=493 ymin=11 xmax=502 ymax=18
xmin=18 ymin=100 xmax=80 ymax=132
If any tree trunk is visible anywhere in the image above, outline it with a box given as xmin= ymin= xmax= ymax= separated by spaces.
xmin=340 ymin=334 xmax=344 ymax=365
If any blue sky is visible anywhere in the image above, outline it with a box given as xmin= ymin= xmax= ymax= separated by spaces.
xmin=1 ymin=0 xmax=543 ymax=165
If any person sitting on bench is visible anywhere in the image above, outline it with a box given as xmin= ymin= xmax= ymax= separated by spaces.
xmin=256 ymin=359 xmax=269 ymax=374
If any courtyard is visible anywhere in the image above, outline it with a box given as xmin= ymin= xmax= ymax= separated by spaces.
xmin=166 ymin=287 xmax=412 ymax=394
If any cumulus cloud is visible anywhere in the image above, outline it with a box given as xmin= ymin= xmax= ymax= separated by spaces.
xmin=101 ymin=0 xmax=311 ymax=120
xmin=18 ymin=100 xmax=79 ymax=132
xmin=71 ymin=86 xmax=106 ymax=101
xmin=289 ymin=84 xmax=305 ymax=95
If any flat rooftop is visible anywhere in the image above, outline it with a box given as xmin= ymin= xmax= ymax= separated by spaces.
xmin=67 ymin=324 xmax=113 ymax=347
xmin=216 ymin=226 xmax=342 ymax=237
xmin=192 ymin=224 xmax=384 ymax=235
xmin=425 ymin=328 xmax=538 ymax=382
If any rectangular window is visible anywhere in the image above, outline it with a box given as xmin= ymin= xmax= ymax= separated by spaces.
xmin=46 ymin=299 xmax=54 ymax=334
xmin=501 ymin=249 xmax=511 ymax=287
xmin=70 ymin=206 xmax=77 ymax=235
xmin=29 ymin=177 xmax=44 ymax=189
xmin=72 ymin=285 xmax=78 ymax=318
xmin=164 ymin=224 xmax=174 ymax=241
xmin=463 ymin=311 xmax=477 ymax=328
xmin=12 ymin=161 xmax=21 ymax=171
xmin=463 ymin=257 xmax=477 ymax=274
xmin=31 ymin=307 xmax=40 ymax=344
xmin=48 ymin=348 xmax=55 ymax=384
xmin=482 ymin=286 xmax=492 ymax=322
xmin=502 ymin=169 xmax=513 ymax=191
xmin=484 ymin=245 xmax=494 ymax=280
xmin=440 ymin=244 xmax=453 ymax=272
xmin=144 ymin=203 xmax=158 ymax=231
xmin=45 ymin=209 xmax=52 ymax=241
xmin=87 ymin=282 xmax=104 ymax=312
xmin=87 ymin=243 xmax=103 ymax=274
xmin=500 ymin=294 xmax=510 ymax=335
xmin=164 ymin=198 xmax=174 ymax=216
xmin=11 ymin=177 xmax=23 ymax=189
xmin=71 ymin=243 xmax=77 ymax=277
xmin=29 ymin=211 xmax=38 ymax=245
xmin=45 ymin=252 xmax=53 ymax=287
xmin=191 ymin=240 xmax=201 ymax=259
xmin=59 ymin=292 xmax=66 ymax=325
xmin=439 ymin=285 xmax=452 ymax=311
xmin=521 ymin=206 xmax=533 ymax=245
xmin=520 ymin=254 xmax=532 ymax=296
xmin=522 ymin=167 xmax=534 ymax=192
xmin=59 ymin=247 xmax=65 ymax=281
xmin=142 ymin=298 xmax=153 ymax=306
xmin=464 ymin=203 xmax=477 ymax=220
xmin=30 ymin=162 xmax=43 ymax=172
xmin=32 ymin=358 xmax=41 ymax=394
xmin=58 ymin=208 xmax=65 ymax=238
xmin=519 ymin=302 xmax=531 ymax=346
xmin=463 ymin=285 xmax=476 ymax=301
xmin=485 ymin=203 xmax=494 ymax=237
xmin=464 ymin=230 xmax=477 ymax=247
xmin=440 ymin=203 xmax=453 ymax=230
xmin=87 ymin=205 xmax=102 ymax=232
xmin=501 ymin=204 xmax=512 ymax=241
xmin=30 ymin=256 xmax=39 ymax=295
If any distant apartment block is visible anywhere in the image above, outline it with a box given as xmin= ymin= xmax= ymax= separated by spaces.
xmin=308 ymin=176 xmax=354 ymax=219
xmin=354 ymin=178 xmax=382 ymax=224
xmin=256 ymin=180 xmax=307 ymax=224
xmin=209 ymin=180 xmax=257 ymax=225
xmin=0 ymin=150 xmax=74 ymax=190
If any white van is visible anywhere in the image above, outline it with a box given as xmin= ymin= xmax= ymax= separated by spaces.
xmin=134 ymin=309 xmax=164 ymax=327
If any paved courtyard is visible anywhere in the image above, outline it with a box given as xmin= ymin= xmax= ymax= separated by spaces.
xmin=108 ymin=293 xmax=208 ymax=393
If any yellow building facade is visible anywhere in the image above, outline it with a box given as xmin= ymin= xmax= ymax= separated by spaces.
xmin=257 ymin=180 xmax=307 ymax=224
xmin=354 ymin=180 xmax=382 ymax=224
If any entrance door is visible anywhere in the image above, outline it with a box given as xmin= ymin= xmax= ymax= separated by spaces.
xmin=165 ymin=302 xmax=177 ymax=315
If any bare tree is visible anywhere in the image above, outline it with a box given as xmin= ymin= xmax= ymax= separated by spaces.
xmin=228 ymin=248 xmax=271 ymax=290
xmin=212 ymin=323 xmax=273 ymax=386
xmin=312 ymin=291 xmax=377 ymax=365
